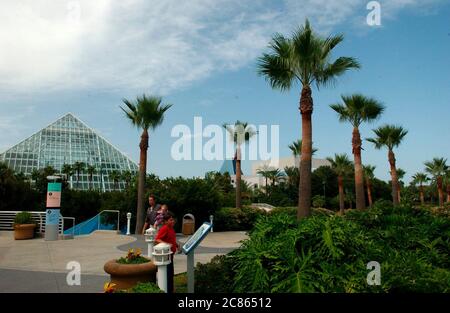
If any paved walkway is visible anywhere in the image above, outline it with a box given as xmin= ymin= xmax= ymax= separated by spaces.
xmin=0 ymin=230 xmax=248 ymax=293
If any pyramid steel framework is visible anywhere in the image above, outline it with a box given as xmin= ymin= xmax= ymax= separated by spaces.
xmin=0 ymin=113 xmax=138 ymax=191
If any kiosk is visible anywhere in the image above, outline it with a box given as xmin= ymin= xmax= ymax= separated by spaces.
xmin=182 ymin=222 xmax=213 ymax=293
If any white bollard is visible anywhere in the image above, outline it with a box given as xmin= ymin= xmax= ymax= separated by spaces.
xmin=126 ymin=212 xmax=131 ymax=235
xmin=144 ymin=227 xmax=157 ymax=260
xmin=153 ymin=243 xmax=173 ymax=293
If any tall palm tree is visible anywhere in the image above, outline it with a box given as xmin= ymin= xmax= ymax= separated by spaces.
xmin=367 ymin=125 xmax=408 ymax=206
xmin=61 ymin=163 xmax=74 ymax=188
xmin=258 ymin=20 xmax=360 ymax=219
xmin=86 ymin=165 xmax=97 ymax=190
xmin=412 ymin=172 xmax=429 ymax=206
xmin=122 ymin=94 xmax=172 ymax=234
xmin=326 ymin=154 xmax=353 ymax=214
xmin=330 ymin=94 xmax=384 ymax=210
xmin=224 ymin=120 xmax=257 ymax=209
xmin=424 ymin=158 xmax=448 ymax=207
xmin=363 ymin=165 xmax=376 ymax=207
xmin=72 ymin=161 xmax=85 ymax=189
xmin=396 ymin=168 xmax=406 ymax=202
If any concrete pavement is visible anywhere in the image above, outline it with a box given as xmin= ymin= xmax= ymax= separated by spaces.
xmin=0 ymin=230 xmax=248 ymax=292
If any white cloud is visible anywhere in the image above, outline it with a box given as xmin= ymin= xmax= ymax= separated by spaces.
xmin=0 ymin=0 xmax=445 ymax=96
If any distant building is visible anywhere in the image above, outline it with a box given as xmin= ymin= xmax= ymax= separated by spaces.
xmin=219 ymin=156 xmax=330 ymax=188
xmin=0 ymin=113 xmax=138 ymax=191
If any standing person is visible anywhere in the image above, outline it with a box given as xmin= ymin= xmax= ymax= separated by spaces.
xmin=153 ymin=204 xmax=169 ymax=230
xmin=155 ymin=212 xmax=179 ymax=293
xmin=142 ymin=195 xmax=161 ymax=234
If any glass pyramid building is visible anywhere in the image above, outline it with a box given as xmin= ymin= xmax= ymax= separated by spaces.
xmin=0 ymin=113 xmax=138 ymax=191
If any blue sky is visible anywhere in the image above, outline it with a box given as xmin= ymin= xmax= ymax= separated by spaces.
xmin=0 ymin=0 xmax=449 ymax=183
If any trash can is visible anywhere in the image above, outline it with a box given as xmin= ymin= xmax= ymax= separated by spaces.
xmin=182 ymin=214 xmax=195 ymax=235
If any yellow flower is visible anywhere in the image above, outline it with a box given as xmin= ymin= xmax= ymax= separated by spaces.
xmin=104 ymin=282 xmax=116 ymax=293
xmin=135 ymin=248 xmax=142 ymax=256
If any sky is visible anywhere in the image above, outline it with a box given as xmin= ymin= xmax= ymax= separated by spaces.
xmin=0 ymin=0 xmax=449 ymax=184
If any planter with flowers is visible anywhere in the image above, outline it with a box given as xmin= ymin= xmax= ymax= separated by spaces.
xmin=104 ymin=249 xmax=157 ymax=290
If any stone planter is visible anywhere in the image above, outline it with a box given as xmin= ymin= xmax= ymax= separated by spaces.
xmin=14 ymin=224 xmax=36 ymax=240
xmin=104 ymin=258 xmax=157 ymax=290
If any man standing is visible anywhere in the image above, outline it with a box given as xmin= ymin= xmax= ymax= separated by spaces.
xmin=142 ymin=195 xmax=161 ymax=234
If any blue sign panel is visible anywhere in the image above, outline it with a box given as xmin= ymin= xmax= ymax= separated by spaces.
xmin=182 ymin=222 xmax=212 ymax=255
xmin=46 ymin=209 xmax=60 ymax=226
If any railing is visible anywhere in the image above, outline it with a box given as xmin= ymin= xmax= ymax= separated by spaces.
xmin=98 ymin=210 xmax=120 ymax=233
xmin=0 ymin=211 xmax=75 ymax=237
xmin=64 ymin=210 xmax=121 ymax=236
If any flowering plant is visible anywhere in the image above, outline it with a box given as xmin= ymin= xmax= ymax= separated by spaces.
xmin=117 ymin=248 xmax=149 ymax=264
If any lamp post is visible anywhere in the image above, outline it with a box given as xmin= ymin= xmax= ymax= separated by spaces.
xmin=126 ymin=212 xmax=132 ymax=235
xmin=209 ymin=215 xmax=214 ymax=233
xmin=144 ymin=227 xmax=157 ymax=259
xmin=152 ymin=242 xmax=173 ymax=293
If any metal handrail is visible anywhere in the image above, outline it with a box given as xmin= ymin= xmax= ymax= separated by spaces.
xmin=60 ymin=216 xmax=75 ymax=239
xmin=98 ymin=210 xmax=120 ymax=232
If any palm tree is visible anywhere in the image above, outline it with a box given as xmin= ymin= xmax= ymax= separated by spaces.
xmin=61 ymin=163 xmax=74 ymax=188
xmin=121 ymin=170 xmax=133 ymax=189
xmin=330 ymin=94 xmax=384 ymax=210
xmin=284 ymin=166 xmax=299 ymax=186
xmin=109 ymin=170 xmax=121 ymax=191
xmin=72 ymin=161 xmax=85 ymax=189
xmin=396 ymin=168 xmax=406 ymax=202
xmin=86 ymin=165 xmax=97 ymax=190
xmin=363 ymin=165 xmax=376 ymax=207
xmin=258 ymin=20 xmax=360 ymax=219
xmin=257 ymin=165 xmax=272 ymax=193
xmin=326 ymin=154 xmax=353 ymax=214
xmin=424 ymin=158 xmax=448 ymax=207
xmin=412 ymin=172 xmax=429 ymax=206
xmin=122 ymin=94 xmax=172 ymax=234
xmin=444 ymin=171 xmax=450 ymax=203
xmin=224 ymin=120 xmax=257 ymax=209
xmin=367 ymin=125 xmax=408 ymax=206
xmin=288 ymin=139 xmax=318 ymax=157
xmin=267 ymin=169 xmax=285 ymax=186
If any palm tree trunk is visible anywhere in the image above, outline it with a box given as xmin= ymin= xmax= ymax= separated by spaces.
xmin=366 ymin=178 xmax=373 ymax=207
xmin=437 ymin=176 xmax=444 ymax=207
xmin=352 ymin=127 xmax=366 ymax=210
xmin=298 ymin=85 xmax=313 ymax=220
xmin=235 ymin=148 xmax=242 ymax=209
xmin=388 ymin=150 xmax=400 ymax=206
xmin=419 ymin=184 xmax=425 ymax=206
xmin=447 ymin=184 xmax=450 ymax=203
xmin=135 ymin=129 xmax=149 ymax=234
xmin=338 ymin=175 xmax=345 ymax=214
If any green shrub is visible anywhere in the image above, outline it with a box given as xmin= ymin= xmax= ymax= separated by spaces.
xmin=213 ymin=206 xmax=266 ymax=231
xmin=123 ymin=282 xmax=164 ymax=293
xmin=230 ymin=205 xmax=450 ymax=293
xmin=14 ymin=211 xmax=34 ymax=225
xmin=312 ymin=195 xmax=326 ymax=208
xmin=195 ymin=255 xmax=236 ymax=293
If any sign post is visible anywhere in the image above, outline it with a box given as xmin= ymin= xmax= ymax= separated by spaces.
xmin=182 ymin=222 xmax=213 ymax=293
xmin=45 ymin=176 xmax=62 ymax=241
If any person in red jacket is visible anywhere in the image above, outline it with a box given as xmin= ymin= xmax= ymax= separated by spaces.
xmin=155 ymin=212 xmax=179 ymax=293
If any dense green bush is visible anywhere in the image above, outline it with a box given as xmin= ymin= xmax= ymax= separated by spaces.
xmin=195 ymin=254 xmax=236 ymax=293
xmin=213 ymin=206 xmax=266 ymax=231
xmin=214 ymin=204 xmax=450 ymax=293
